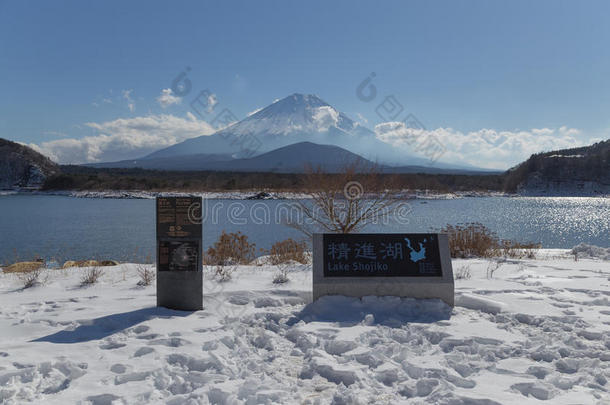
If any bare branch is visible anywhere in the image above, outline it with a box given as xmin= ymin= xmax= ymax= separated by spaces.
xmin=288 ymin=159 xmax=404 ymax=235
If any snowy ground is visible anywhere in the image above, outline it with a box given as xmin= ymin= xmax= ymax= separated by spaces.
xmin=0 ymin=251 xmax=608 ymax=404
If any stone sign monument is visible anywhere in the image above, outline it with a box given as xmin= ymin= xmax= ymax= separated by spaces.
xmin=313 ymin=233 xmax=454 ymax=306
xmin=156 ymin=196 xmax=203 ymax=310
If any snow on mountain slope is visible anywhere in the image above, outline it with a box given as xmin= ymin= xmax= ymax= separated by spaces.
xmin=143 ymin=93 xmax=435 ymax=164
xmin=0 ymin=252 xmax=608 ymax=404
xmin=222 ymin=93 xmax=363 ymax=137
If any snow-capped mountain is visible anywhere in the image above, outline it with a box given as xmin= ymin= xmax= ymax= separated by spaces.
xmin=121 ymin=93 xmax=483 ymax=171
xmin=223 ymin=93 xmax=363 ymax=137
xmin=144 ymin=93 xmax=403 ymax=163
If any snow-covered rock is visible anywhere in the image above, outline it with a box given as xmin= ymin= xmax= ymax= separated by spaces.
xmin=571 ymin=243 xmax=610 ymax=260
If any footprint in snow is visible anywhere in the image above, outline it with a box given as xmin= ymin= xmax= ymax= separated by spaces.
xmin=110 ymin=363 xmax=127 ymax=374
xmin=99 ymin=341 xmax=127 ymax=350
xmin=131 ymin=325 xmax=150 ymax=334
xmin=148 ymin=337 xmax=190 ymax=347
xmin=133 ymin=347 xmax=155 ymax=357
xmin=85 ymin=394 xmax=123 ymax=405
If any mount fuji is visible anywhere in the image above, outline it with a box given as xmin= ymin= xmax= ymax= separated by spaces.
xmin=144 ymin=93 xmax=392 ymax=161
xmin=92 ymin=94 xmax=488 ymax=173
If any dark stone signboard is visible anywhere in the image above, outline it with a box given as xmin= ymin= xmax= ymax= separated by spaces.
xmin=313 ymin=233 xmax=454 ymax=306
xmin=156 ymin=197 xmax=202 ymax=239
xmin=323 ymin=233 xmax=443 ymax=277
xmin=158 ymin=240 xmax=200 ymax=272
xmin=156 ymin=196 xmax=203 ymax=310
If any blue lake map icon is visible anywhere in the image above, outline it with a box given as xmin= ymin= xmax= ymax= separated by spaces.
xmin=404 ymin=237 xmax=427 ymax=263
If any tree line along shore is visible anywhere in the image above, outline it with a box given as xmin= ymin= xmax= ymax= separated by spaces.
xmin=42 ymin=165 xmax=508 ymax=193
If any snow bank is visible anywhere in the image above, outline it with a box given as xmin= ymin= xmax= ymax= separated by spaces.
xmin=571 ymin=243 xmax=610 ymax=260
xmin=294 ymin=295 xmax=451 ymax=326
xmin=454 ymin=293 xmax=506 ymax=314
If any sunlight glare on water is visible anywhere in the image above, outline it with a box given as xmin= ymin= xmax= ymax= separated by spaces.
xmin=0 ymin=195 xmax=608 ymax=263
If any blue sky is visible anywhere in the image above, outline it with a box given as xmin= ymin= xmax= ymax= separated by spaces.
xmin=1 ymin=0 xmax=609 ymax=168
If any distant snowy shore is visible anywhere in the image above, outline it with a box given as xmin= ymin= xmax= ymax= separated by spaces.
xmin=4 ymin=188 xmax=609 ymax=200
xmin=4 ymin=189 xmax=513 ymax=200
xmin=0 ymin=250 xmax=608 ymax=403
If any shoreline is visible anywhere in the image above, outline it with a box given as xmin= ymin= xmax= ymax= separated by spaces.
xmin=0 ymin=248 xmax=597 ymax=271
xmin=6 ymin=188 xmax=605 ymax=200
xmin=4 ymin=247 xmax=610 ymax=270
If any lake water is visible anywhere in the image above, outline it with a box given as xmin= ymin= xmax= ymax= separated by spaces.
xmin=0 ymin=194 xmax=608 ymax=264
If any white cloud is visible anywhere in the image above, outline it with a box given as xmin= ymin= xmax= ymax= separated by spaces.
xmin=42 ymin=130 xmax=69 ymax=138
xmin=374 ymin=122 xmax=596 ymax=169
xmin=31 ymin=114 xmax=216 ymax=164
xmin=356 ymin=113 xmax=368 ymax=125
xmin=92 ymin=96 xmax=113 ymax=108
xmin=156 ymin=88 xmax=182 ymax=108
xmin=122 ymin=89 xmax=135 ymax=112
xmin=312 ymin=106 xmax=340 ymax=131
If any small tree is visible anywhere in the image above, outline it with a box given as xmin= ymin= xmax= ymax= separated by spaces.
xmin=289 ymin=160 xmax=404 ymax=235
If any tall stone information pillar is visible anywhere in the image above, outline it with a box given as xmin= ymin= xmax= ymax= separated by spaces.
xmin=156 ymin=196 xmax=203 ymax=310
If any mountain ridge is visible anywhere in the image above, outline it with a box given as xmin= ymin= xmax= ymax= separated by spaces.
xmin=89 ymin=141 xmax=500 ymax=175
xmin=0 ymin=138 xmax=59 ymax=189
xmin=504 ymin=139 xmax=610 ymax=195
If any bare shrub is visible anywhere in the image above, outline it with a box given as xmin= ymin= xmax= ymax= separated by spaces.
xmin=486 ymin=260 xmax=504 ymax=279
xmin=440 ymin=223 xmax=540 ymax=259
xmin=136 ymin=264 xmax=155 ymax=286
xmin=214 ymin=265 xmax=234 ymax=282
xmin=272 ymin=266 xmax=290 ymax=284
xmin=80 ymin=266 xmax=103 ymax=286
xmin=498 ymin=240 xmax=541 ymax=259
xmin=18 ymin=268 xmax=43 ymax=288
xmin=454 ymin=264 xmax=472 ymax=280
xmin=289 ymin=160 xmax=403 ymax=235
xmin=441 ymin=223 xmax=499 ymax=258
xmin=265 ymin=239 xmax=310 ymax=284
xmin=207 ymin=231 xmax=256 ymax=265
xmin=268 ymin=239 xmax=307 ymax=265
